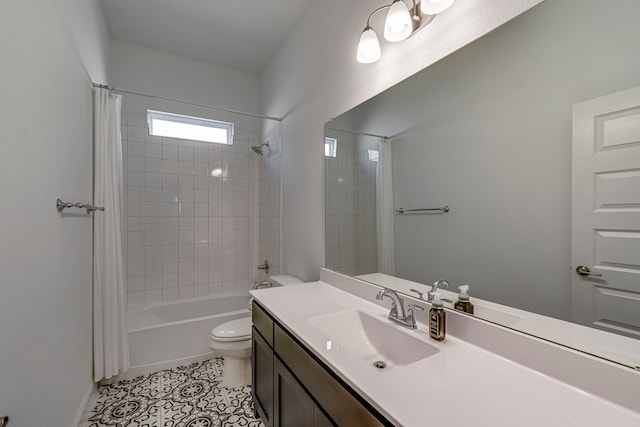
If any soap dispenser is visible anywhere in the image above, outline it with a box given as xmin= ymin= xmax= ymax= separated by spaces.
xmin=429 ymin=295 xmax=446 ymax=341
xmin=454 ymin=285 xmax=474 ymax=315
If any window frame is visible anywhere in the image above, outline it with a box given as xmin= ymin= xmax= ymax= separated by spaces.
xmin=324 ymin=137 xmax=337 ymax=157
xmin=147 ymin=110 xmax=234 ymax=145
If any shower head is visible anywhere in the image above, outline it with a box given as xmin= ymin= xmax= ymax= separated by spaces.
xmin=251 ymin=142 xmax=270 ymax=156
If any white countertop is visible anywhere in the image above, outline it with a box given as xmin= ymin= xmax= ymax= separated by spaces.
xmin=251 ymin=281 xmax=640 ymax=427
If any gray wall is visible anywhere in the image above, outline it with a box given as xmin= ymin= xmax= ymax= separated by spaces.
xmin=260 ymin=0 xmax=541 ymax=282
xmin=346 ymin=0 xmax=640 ymax=319
xmin=0 ymin=1 xmax=109 ymax=425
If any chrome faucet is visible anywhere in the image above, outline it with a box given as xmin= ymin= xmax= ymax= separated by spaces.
xmin=376 ymin=288 xmax=424 ymax=329
xmin=252 ymin=280 xmax=272 ymax=290
xmin=428 ymin=279 xmax=449 ymax=302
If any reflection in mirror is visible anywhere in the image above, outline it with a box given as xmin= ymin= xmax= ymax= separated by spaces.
xmin=325 ymin=0 xmax=640 ymax=368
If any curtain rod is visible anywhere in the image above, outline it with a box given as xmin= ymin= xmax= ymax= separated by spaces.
xmin=325 ymin=126 xmax=389 ymax=139
xmin=92 ymin=83 xmax=282 ymax=122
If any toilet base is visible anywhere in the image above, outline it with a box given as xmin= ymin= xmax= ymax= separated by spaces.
xmin=222 ymin=356 xmax=251 ymax=387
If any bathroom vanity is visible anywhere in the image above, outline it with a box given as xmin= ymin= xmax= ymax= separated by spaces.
xmin=251 ymin=301 xmax=387 ymax=427
xmin=250 ymin=270 xmax=640 ymax=427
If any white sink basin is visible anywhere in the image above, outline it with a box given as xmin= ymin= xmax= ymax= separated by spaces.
xmin=308 ymin=309 xmax=439 ymax=369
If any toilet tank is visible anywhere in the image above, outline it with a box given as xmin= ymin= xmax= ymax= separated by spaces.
xmin=269 ymin=274 xmax=304 ymax=287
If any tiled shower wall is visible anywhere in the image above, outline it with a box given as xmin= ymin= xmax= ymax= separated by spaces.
xmin=325 ymin=131 xmax=378 ymax=276
xmin=258 ymin=123 xmax=282 ymax=277
xmin=325 ymin=131 xmax=356 ymax=274
xmin=122 ymin=114 xmax=272 ymax=307
xmin=354 ymin=136 xmax=378 ymax=274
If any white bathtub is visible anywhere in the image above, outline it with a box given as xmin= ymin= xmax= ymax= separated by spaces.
xmin=124 ymin=294 xmax=251 ymax=379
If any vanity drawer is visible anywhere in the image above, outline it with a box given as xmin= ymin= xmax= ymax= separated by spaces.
xmin=252 ymin=301 xmax=274 ymax=346
xmin=274 ymin=324 xmax=388 ymax=427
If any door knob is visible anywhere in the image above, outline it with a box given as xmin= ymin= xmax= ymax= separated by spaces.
xmin=576 ymin=266 xmax=603 ymax=277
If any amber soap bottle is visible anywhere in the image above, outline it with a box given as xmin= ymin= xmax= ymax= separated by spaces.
xmin=429 ymin=295 xmax=446 ymax=341
xmin=454 ymin=285 xmax=474 ymax=315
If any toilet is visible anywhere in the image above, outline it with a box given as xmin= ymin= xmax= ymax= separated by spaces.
xmin=209 ymin=274 xmax=304 ymax=387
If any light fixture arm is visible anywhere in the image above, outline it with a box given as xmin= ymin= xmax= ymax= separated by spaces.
xmin=365 ymin=1 xmax=419 ymax=27
xmin=410 ymin=0 xmax=419 ymax=17
xmin=365 ymin=4 xmax=391 ymax=27
xmin=357 ymin=0 xmax=453 ymax=64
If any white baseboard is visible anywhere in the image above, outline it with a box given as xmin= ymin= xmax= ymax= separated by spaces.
xmin=72 ymin=382 xmax=96 ymax=427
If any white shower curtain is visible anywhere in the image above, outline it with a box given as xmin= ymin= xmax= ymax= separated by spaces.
xmin=376 ymin=138 xmax=396 ymax=275
xmin=93 ymin=87 xmax=128 ymax=381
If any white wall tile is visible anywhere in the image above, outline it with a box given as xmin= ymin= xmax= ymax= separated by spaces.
xmin=163 ymin=145 xmax=179 ymax=160
xmin=128 ymin=125 xmax=146 ymax=142
xmin=163 ymin=245 xmax=179 ymax=259
xmin=179 ymin=286 xmax=194 ymax=300
xmin=128 ymin=141 xmax=146 ymax=157
xmin=162 ymin=202 xmax=179 ymax=217
xmin=146 ymin=143 xmax=163 ymax=159
xmin=145 ymin=274 xmax=163 ymax=290
xmin=194 ymin=270 xmax=209 ymax=285
xmin=162 ymin=287 xmax=179 ymax=301
xmin=127 ymin=156 xmax=146 ymax=172
xmin=128 ymin=171 xmax=146 ymax=187
xmin=146 ymin=187 xmax=162 ymax=202
xmin=127 ymin=277 xmax=146 ymax=292
xmin=163 ymin=159 xmax=179 ymax=174
xmin=163 ymin=273 xmax=178 ymax=288
xmin=163 ymin=174 xmax=179 ymax=188
xmin=179 ymin=145 xmax=194 ymax=161
xmin=146 ymin=172 xmax=163 ymax=188
xmin=145 ymin=231 xmax=163 ymax=246
xmin=162 ymin=258 xmax=179 ymax=274
xmin=146 ymin=246 xmax=163 ymax=261
xmin=179 ymin=244 xmax=194 ymax=259
xmin=179 ymin=272 xmax=194 ymax=286
xmin=179 ymin=161 xmax=193 ymax=175
xmin=127 ymin=291 xmax=146 ymax=308
xmin=146 ymin=289 xmax=163 ymax=305
xmin=122 ymin=118 xmax=272 ymax=306
xmin=145 ymin=202 xmax=162 ymax=217
xmin=194 ymin=284 xmax=209 ymax=298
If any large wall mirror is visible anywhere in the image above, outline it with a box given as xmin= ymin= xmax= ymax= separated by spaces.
xmin=325 ymin=0 xmax=640 ymax=368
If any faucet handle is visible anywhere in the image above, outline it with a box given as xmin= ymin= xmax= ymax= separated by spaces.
xmin=409 ymin=288 xmax=424 ymax=300
xmin=408 ymin=304 xmax=424 ymax=312
xmin=406 ymin=304 xmax=425 ymax=329
xmin=432 ymin=279 xmax=449 ymax=290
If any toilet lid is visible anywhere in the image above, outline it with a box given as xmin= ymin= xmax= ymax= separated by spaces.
xmin=211 ymin=317 xmax=251 ymax=342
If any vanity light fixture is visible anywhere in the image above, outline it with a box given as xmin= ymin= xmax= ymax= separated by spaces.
xmin=356 ymin=0 xmax=456 ymax=64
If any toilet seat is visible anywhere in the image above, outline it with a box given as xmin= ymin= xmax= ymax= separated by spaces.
xmin=210 ymin=317 xmax=251 ymax=342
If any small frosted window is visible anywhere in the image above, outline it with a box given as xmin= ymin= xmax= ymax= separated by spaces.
xmin=368 ymin=149 xmax=379 ymax=162
xmin=325 ymin=137 xmax=337 ymax=157
xmin=147 ymin=110 xmax=234 ymax=145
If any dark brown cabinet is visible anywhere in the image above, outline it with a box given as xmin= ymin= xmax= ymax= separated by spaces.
xmin=251 ymin=302 xmax=389 ymax=427
xmin=273 ymin=357 xmax=315 ymax=427
xmin=252 ymin=328 xmax=274 ymax=427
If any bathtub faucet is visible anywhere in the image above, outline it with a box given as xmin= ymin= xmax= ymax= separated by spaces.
xmin=252 ymin=280 xmax=272 ymax=290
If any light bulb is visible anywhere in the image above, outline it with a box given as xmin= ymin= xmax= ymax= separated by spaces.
xmin=384 ymin=0 xmax=412 ymax=42
xmin=421 ymin=0 xmax=455 ymax=15
xmin=357 ymin=27 xmax=381 ymax=64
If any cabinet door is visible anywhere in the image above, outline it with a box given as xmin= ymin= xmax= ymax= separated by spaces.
xmin=252 ymin=328 xmax=274 ymax=427
xmin=273 ymin=358 xmax=314 ymax=427
xmin=313 ymin=407 xmax=334 ymax=427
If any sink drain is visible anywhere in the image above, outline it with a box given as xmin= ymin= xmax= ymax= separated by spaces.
xmin=373 ymin=360 xmax=387 ymax=370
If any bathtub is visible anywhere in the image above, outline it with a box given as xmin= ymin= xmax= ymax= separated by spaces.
xmin=124 ymin=294 xmax=251 ymax=379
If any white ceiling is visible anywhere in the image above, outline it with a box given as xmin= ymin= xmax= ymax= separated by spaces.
xmin=99 ymin=0 xmax=311 ymax=74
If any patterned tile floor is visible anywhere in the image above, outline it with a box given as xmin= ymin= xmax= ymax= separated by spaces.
xmin=81 ymin=358 xmax=265 ymax=427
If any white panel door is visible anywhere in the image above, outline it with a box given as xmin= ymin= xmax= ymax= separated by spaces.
xmin=572 ymin=86 xmax=640 ymax=338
